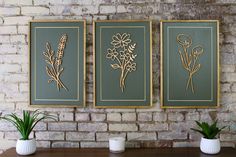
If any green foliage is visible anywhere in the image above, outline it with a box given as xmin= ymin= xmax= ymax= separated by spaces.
xmin=191 ymin=120 xmax=226 ymax=139
xmin=0 ymin=110 xmax=56 ymax=140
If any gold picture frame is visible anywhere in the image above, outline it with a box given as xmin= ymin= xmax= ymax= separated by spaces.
xmin=29 ymin=20 xmax=86 ymax=107
xmin=93 ymin=20 xmax=153 ymax=108
xmin=160 ymin=20 xmax=220 ymax=108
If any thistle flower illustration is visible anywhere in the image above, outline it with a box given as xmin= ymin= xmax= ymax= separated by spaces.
xmin=43 ymin=34 xmax=68 ymax=91
xmin=106 ymin=33 xmax=137 ymax=92
xmin=177 ymin=34 xmax=204 ymax=94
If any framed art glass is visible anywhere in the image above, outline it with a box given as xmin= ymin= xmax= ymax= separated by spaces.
xmin=29 ymin=20 xmax=86 ymax=107
xmin=93 ymin=20 xmax=152 ymax=108
xmin=160 ymin=20 xmax=219 ymax=108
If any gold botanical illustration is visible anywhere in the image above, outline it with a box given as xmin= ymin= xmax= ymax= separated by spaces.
xmin=176 ymin=34 xmax=204 ymax=94
xmin=43 ymin=34 xmax=68 ymax=91
xmin=106 ymin=33 xmax=137 ymax=92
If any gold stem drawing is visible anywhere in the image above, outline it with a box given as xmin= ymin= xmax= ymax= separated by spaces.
xmin=177 ymin=34 xmax=204 ymax=94
xmin=43 ymin=34 xmax=68 ymax=91
xmin=106 ymin=33 xmax=137 ymax=92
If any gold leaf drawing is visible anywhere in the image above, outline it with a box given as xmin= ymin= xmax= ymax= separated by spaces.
xmin=111 ymin=64 xmax=120 ymax=69
xmin=176 ymin=34 xmax=204 ymax=94
xmin=106 ymin=33 xmax=137 ymax=92
xmin=43 ymin=34 xmax=68 ymax=91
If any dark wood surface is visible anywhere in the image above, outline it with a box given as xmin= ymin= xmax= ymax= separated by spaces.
xmin=1 ymin=147 xmax=236 ymax=157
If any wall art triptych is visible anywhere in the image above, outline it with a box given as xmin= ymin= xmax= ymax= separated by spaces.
xmin=29 ymin=20 xmax=219 ymax=108
xmin=160 ymin=20 xmax=219 ymax=108
xmin=93 ymin=20 xmax=152 ymax=108
xmin=29 ymin=20 xmax=86 ymax=107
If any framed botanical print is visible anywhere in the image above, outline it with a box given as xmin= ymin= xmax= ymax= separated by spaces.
xmin=29 ymin=20 xmax=86 ymax=107
xmin=160 ymin=20 xmax=219 ymax=108
xmin=93 ymin=20 xmax=152 ymax=108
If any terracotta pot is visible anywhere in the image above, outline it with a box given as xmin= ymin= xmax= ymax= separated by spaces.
xmin=16 ymin=138 xmax=36 ymax=155
xmin=200 ymin=137 xmax=220 ymax=154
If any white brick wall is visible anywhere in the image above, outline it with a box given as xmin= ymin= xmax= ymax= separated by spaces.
xmin=0 ymin=0 xmax=236 ymax=153
xmin=0 ymin=7 xmax=20 ymax=15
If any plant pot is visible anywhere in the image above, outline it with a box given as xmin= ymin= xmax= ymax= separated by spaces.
xmin=16 ymin=138 xmax=36 ymax=155
xmin=200 ymin=137 xmax=220 ymax=154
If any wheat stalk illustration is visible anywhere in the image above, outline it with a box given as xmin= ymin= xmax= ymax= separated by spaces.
xmin=43 ymin=34 xmax=68 ymax=91
xmin=177 ymin=34 xmax=204 ymax=94
xmin=106 ymin=33 xmax=137 ymax=92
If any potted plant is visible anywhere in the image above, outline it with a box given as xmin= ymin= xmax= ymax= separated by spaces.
xmin=0 ymin=110 xmax=56 ymax=155
xmin=191 ymin=120 xmax=226 ymax=154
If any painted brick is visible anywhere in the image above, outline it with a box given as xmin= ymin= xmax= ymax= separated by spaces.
xmin=0 ymin=35 xmax=10 ymax=43
xmin=221 ymin=93 xmax=236 ymax=104
xmin=0 ymin=102 xmax=15 ymax=110
xmin=50 ymin=6 xmax=81 ymax=15
xmin=59 ymin=112 xmax=74 ymax=121
xmin=231 ymin=84 xmax=236 ymax=92
xmin=66 ymin=132 xmax=95 ymax=141
xmin=9 ymin=35 xmax=26 ymax=43
xmin=35 ymin=0 xmax=93 ymax=5
xmin=100 ymin=5 xmax=116 ymax=14
xmin=158 ymin=132 xmax=188 ymax=140
xmin=138 ymin=113 xmax=152 ymax=121
xmin=220 ymin=134 xmax=236 ymax=141
xmin=0 ymin=44 xmax=17 ymax=54
xmin=80 ymin=142 xmax=108 ymax=148
xmin=4 ymin=74 xmax=28 ymax=83
xmin=34 ymin=122 xmax=47 ymax=131
xmin=48 ymin=122 xmax=77 ymax=131
xmin=35 ymin=131 xmax=64 ymax=140
xmin=19 ymin=83 xmax=28 ymax=92
xmin=139 ymin=123 xmax=168 ymax=131
xmin=52 ymin=142 xmax=80 ymax=148
xmin=75 ymin=113 xmax=90 ymax=121
xmin=0 ymin=132 xmax=3 ymax=139
xmin=117 ymin=5 xmax=127 ymax=13
xmin=0 ymin=64 xmax=21 ymax=73
xmin=91 ymin=113 xmax=106 ymax=122
xmin=0 ymin=55 xmax=28 ymax=64
xmin=122 ymin=113 xmax=136 ymax=121
xmin=4 ymin=16 xmax=32 ymax=25
xmin=21 ymin=7 xmax=49 ymax=15
xmin=109 ymin=124 xmax=138 ymax=131
xmin=168 ymin=112 xmax=184 ymax=122
xmin=4 ymin=0 xmax=32 ymax=5
xmin=96 ymin=132 xmax=126 ymax=141
xmin=186 ymin=112 xmax=200 ymax=121
xmin=169 ymin=122 xmax=195 ymax=131
xmin=153 ymin=112 xmax=167 ymax=122
xmin=107 ymin=113 xmax=121 ymax=122
xmin=36 ymin=141 xmax=50 ymax=148
xmin=78 ymin=123 xmax=107 ymax=131
xmin=221 ymin=83 xmax=231 ymax=93
xmin=0 ymin=93 xmax=5 ymax=101
xmin=127 ymin=132 xmax=157 ymax=141
xmin=18 ymin=26 xmax=28 ymax=34
xmin=4 ymin=131 xmax=26 ymax=140
xmin=217 ymin=112 xmax=232 ymax=121
xmin=0 ymin=7 xmax=20 ymax=15
xmin=0 ymin=26 xmax=17 ymax=34
xmin=82 ymin=5 xmax=99 ymax=14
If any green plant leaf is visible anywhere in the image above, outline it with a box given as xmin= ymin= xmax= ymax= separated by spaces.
xmin=0 ymin=110 xmax=56 ymax=140
xmin=191 ymin=120 xmax=226 ymax=139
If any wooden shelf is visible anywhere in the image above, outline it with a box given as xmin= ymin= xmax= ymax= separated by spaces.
xmin=1 ymin=147 xmax=236 ymax=157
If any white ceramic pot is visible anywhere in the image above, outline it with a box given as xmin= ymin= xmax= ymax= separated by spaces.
xmin=200 ymin=137 xmax=220 ymax=154
xmin=16 ymin=138 xmax=36 ymax=155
